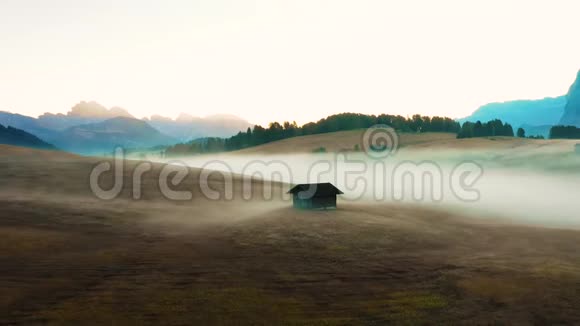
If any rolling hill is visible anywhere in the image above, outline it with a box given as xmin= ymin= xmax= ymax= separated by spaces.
xmin=231 ymin=129 xmax=579 ymax=155
xmin=232 ymin=130 xmax=457 ymax=154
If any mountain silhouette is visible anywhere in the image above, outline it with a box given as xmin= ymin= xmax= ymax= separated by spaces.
xmin=0 ymin=123 xmax=56 ymax=150
xmin=53 ymin=117 xmax=176 ymax=154
xmin=559 ymin=70 xmax=580 ymax=127
xmin=143 ymin=114 xmax=252 ymax=142
xmin=0 ymin=101 xmax=252 ymax=154
xmin=459 ymin=97 xmax=566 ymax=130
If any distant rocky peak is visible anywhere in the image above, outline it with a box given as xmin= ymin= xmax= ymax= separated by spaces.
xmin=176 ymin=113 xmax=199 ymax=122
xmin=66 ymin=101 xmax=133 ymax=119
xmin=569 ymin=70 xmax=580 ymax=97
xmin=108 ymin=106 xmax=132 ymax=118
xmin=559 ymin=70 xmax=580 ymax=127
xmin=147 ymin=114 xmax=173 ymax=122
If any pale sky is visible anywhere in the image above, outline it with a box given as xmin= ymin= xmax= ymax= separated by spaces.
xmin=1 ymin=0 xmax=579 ymax=125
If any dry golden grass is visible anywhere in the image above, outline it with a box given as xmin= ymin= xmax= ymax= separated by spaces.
xmin=0 ymin=144 xmax=80 ymax=161
xmin=233 ymin=130 xmax=458 ymax=154
xmin=0 ymin=227 xmax=72 ymax=256
xmin=1 ymin=145 xmax=580 ymax=324
xmin=232 ymin=130 xmax=579 ymax=155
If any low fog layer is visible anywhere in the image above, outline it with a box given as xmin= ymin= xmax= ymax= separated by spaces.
xmin=150 ymin=149 xmax=580 ymax=229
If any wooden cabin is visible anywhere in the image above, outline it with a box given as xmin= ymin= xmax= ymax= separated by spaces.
xmin=287 ymin=183 xmax=344 ymax=210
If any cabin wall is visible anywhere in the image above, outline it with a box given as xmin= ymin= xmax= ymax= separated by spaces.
xmin=312 ymin=196 xmax=336 ymax=209
xmin=293 ymin=194 xmax=337 ymax=209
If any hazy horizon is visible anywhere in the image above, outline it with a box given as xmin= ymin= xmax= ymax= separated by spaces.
xmin=1 ymin=0 xmax=579 ymax=125
xmin=0 ymin=93 xmax=575 ymax=124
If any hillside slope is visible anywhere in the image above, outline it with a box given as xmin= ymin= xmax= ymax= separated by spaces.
xmin=3 ymin=143 xmax=580 ymax=324
xmin=0 ymin=124 xmax=56 ymax=150
xmin=232 ymin=130 xmax=579 ymax=155
xmin=232 ymin=131 xmax=457 ymax=154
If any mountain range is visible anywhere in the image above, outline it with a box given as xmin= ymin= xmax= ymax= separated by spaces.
xmin=459 ymin=97 xmax=565 ymax=127
xmin=56 ymin=117 xmax=176 ymax=154
xmin=0 ymin=101 xmax=252 ymax=154
xmin=36 ymin=101 xmax=134 ymax=130
xmin=460 ymin=70 xmax=580 ymax=137
xmin=143 ymin=113 xmax=253 ymax=141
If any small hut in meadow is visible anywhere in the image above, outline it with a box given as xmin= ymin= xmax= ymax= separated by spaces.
xmin=288 ymin=183 xmax=343 ymax=210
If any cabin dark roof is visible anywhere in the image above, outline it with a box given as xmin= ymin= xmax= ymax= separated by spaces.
xmin=287 ymin=183 xmax=344 ymax=196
